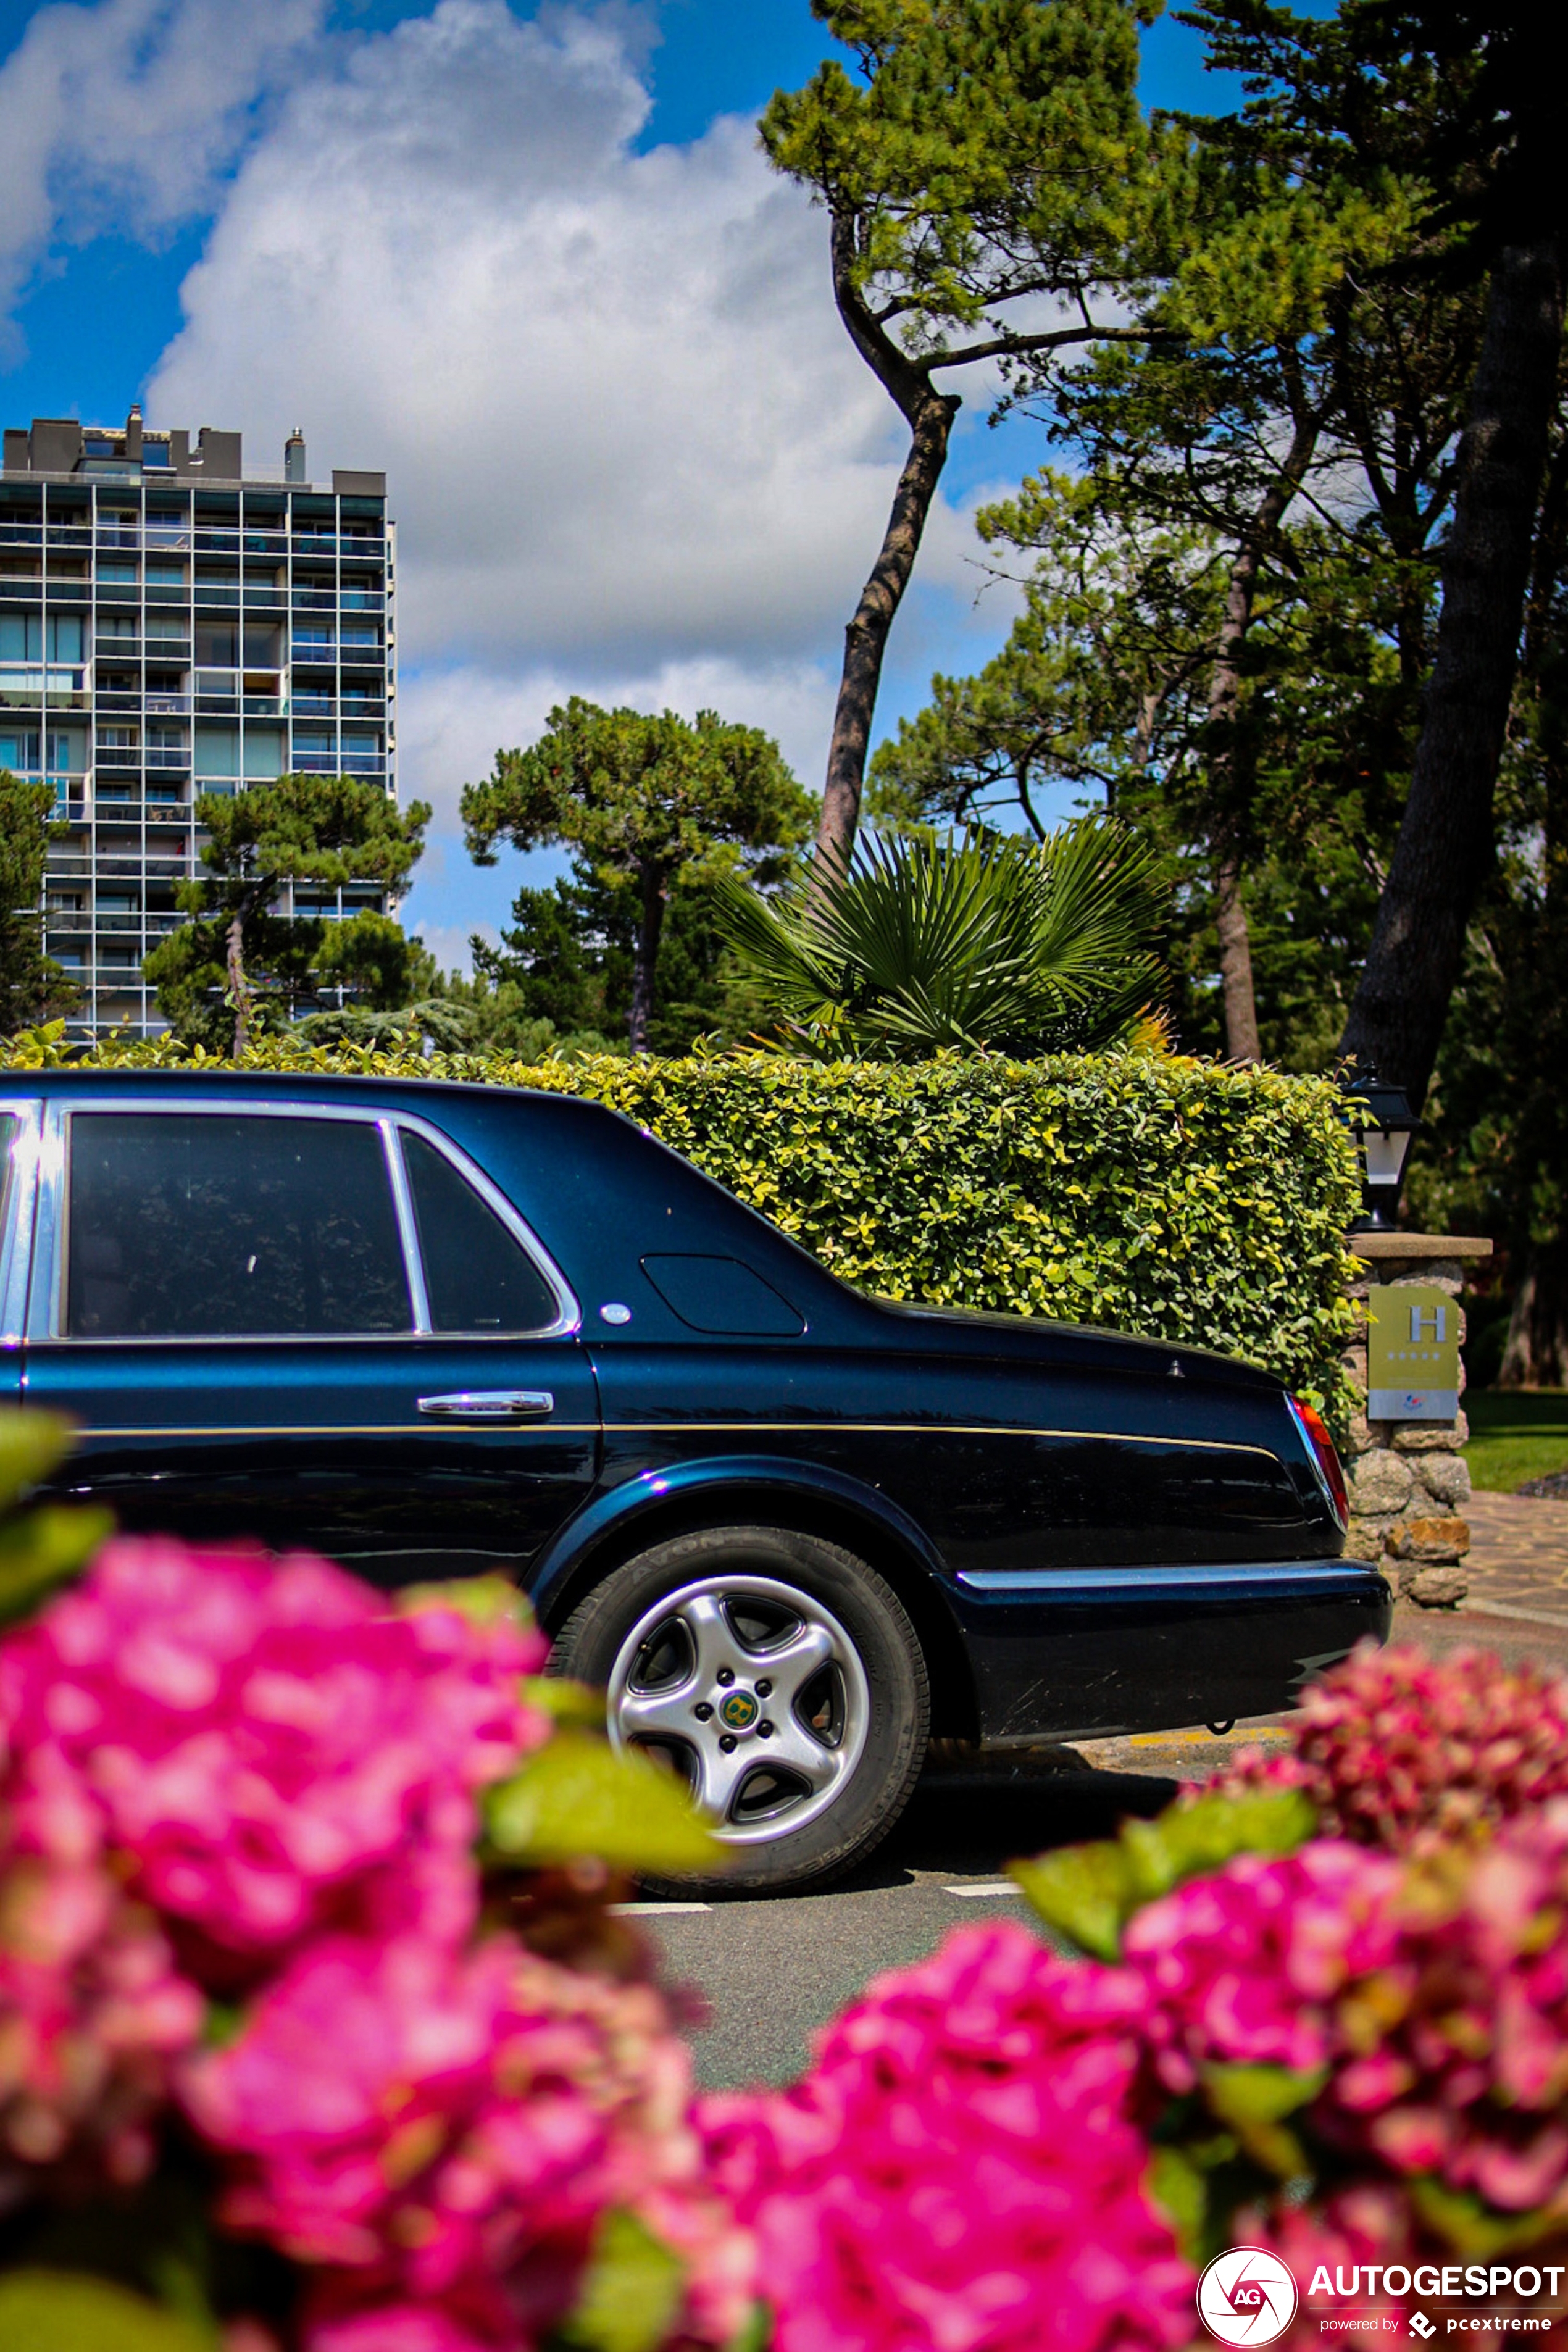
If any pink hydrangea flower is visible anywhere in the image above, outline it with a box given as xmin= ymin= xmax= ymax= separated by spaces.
xmin=1212 ymin=1643 xmax=1568 ymax=1854
xmin=1122 ymin=1840 xmax=1403 ymax=2096
xmin=0 ymin=1539 xmax=550 ymax=1965
xmin=700 ymin=1921 xmax=1194 ymax=2352
xmin=1122 ymin=1806 xmax=1568 ymax=2233
xmin=0 ymin=1840 xmax=203 ymax=2188
xmin=181 ymin=1930 xmax=753 ymax=2350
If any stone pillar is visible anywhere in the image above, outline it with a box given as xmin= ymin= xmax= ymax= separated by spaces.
xmin=1341 ymin=1233 xmax=1493 ymax=1608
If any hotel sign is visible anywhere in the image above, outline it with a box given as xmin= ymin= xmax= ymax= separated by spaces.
xmin=1366 ymin=1283 xmax=1460 ymax=1422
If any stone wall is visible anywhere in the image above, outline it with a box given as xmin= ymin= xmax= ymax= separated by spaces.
xmin=1341 ymin=1233 xmax=1492 ymax=1608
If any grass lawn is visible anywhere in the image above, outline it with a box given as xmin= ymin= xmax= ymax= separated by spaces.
xmin=1464 ymin=1389 xmax=1568 ymax=1491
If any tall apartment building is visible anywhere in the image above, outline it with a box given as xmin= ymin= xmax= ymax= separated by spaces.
xmin=1 ymin=407 xmax=396 ymax=1037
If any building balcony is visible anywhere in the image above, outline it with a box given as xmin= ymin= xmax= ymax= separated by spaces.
xmin=44 ymin=527 xmax=92 ymax=549
xmin=146 ymin=693 xmax=191 ymax=715
xmin=144 ymin=748 xmax=189 ymax=770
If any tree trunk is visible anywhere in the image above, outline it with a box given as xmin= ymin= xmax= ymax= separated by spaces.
xmin=815 ymin=209 xmax=960 ymax=869
xmin=1340 ymin=236 xmax=1567 ymax=1105
xmin=1212 ymin=854 xmax=1262 ymax=1064
xmin=1204 ymin=405 xmax=1321 ymax=1062
xmin=1498 ymin=1245 xmax=1568 ymax=1388
xmin=628 ymin=862 xmax=667 ymax=1053
xmin=227 ymin=909 xmax=251 ymax=1059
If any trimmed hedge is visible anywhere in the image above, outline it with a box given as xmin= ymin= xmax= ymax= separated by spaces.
xmin=0 ymin=1032 xmax=1361 ymax=1406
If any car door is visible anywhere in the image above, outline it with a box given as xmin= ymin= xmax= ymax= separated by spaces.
xmin=22 ymin=1096 xmax=600 ymax=1586
xmin=0 ymin=1097 xmax=40 ymax=1414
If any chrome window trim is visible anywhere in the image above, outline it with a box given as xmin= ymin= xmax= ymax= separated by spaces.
xmin=31 ymin=1096 xmax=580 ymax=1346
xmin=381 ymin=1116 xmax=432 ymax=1332
xmin=0 ymin=1099 xmax=42 ymax=1347
xmin=389 ymin=1111 xmax=578 ymax=1339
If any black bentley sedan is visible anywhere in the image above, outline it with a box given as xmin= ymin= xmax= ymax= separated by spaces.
xmin=0 ymin=1071 xmax=1388 ymax=1891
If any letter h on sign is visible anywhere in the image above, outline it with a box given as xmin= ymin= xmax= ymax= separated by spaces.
xmin=1366 ymin=1283 xmax=1460 ymax=1422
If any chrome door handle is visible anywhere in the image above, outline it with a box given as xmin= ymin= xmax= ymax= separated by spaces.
xmin=417 ymin=1390 xmax=554 ymax=1419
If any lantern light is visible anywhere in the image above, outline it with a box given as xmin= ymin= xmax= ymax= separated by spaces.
xmin=1339 ymin=1065 xmax=1423 ymax=1233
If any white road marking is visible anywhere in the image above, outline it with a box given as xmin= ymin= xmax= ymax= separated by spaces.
xmin=1462 ymin=1599 xmax=1568 ymax=1631
xmin=609 ymin=1901 xmax=714 ymax=1916
xmin=945 ymin=1882 xmax=1023 ymax=1898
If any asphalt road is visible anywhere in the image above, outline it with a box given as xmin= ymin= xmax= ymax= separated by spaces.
xmin=629 ymin=1599 xmax=1568 ymax=2092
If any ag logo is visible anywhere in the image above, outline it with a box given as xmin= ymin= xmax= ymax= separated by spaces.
xmin=718 ymin=1688 xmax=759 ymax=1731
xmin=1196 ymin=2248 xmax=1298 ymax=2346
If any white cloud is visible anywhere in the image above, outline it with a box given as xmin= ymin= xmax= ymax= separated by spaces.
xmin=396 ymin=650 xmax=839 ymax=829
xmin=138 ymin=0 xmax=1036 ymax=957
xmin=393 ymin=645 xmax=839 ymax=966
xmin=148 ymin=0 xmax=927 ymax=670
xmin=0 ymin=0 xmax=327 ymax=338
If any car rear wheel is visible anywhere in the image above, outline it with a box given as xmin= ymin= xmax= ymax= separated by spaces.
xmin=550 ymin=1525 xmax=930 ymax=1894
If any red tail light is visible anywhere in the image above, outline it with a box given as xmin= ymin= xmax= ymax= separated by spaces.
xmin=1288 ymin=1395 xmax=1348 ymax=1530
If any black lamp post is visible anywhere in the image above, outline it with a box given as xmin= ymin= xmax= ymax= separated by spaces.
xmin=1339 ymin=1065 xmax=1424 ymax=1232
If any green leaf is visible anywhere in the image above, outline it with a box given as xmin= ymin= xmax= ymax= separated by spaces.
xmin=722 ymin=2304 xmax=774 ymax=2352
xmin=522 ymin=1675 xmax=609 ymax=1729
xmin=1009 ymin=1840 xmax=1137 ymax=1960
xmin=1201 ymin=2062 xmax=1329 ymax=2127
xmin=1200 ymin=2063 xmax=1327 ymax=2182
xmin=0 ymin=1504 xmax=115 ymax=1628
xmin=1120 ymin=1788 xmax=1319 ymax=1900
xmin=1011 ymin=1788 xmax=1317 ymax=1957
xmin=554 ymin=2207 xmax=686 ymax=2352
xmin=1409 ymin=2180 xmax=1568 ymax=2259
xmin=398 ymin=1572 xmax=536 ymax=1631
xmin=0 ymin=2272 xmax=212 ymax=2352
xmin=1146 ymin=2145 xmax=1207 ymax=2259
xmin=0 ymin=1411 xmax=76 ymax=1514
xmin=485 ymin=1729 xmax=723 ymax=1875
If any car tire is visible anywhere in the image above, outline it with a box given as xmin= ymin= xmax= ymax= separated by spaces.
xmin=550 ymin=1525 xmax=930 ymax=1895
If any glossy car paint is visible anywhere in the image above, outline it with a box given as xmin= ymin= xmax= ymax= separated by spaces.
xmin=0 ymin=1071 xmax=1390 ymax=1742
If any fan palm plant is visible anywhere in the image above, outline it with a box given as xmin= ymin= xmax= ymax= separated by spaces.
xmin=712 ymin=819 xmax=1166 ymax=1059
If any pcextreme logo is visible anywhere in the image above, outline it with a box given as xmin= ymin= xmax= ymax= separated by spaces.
xmin=1198 ymin=2248 xmax=1299 ymax=2345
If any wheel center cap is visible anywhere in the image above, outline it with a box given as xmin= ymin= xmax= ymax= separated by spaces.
xmin=717 ymin=1687 xmax=759 ymax=1732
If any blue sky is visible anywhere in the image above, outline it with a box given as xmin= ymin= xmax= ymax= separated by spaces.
xmin=0 ymin=0 xmax=1243 ymax=965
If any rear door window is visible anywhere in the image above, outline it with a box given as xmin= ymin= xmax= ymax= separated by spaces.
xmin=65 ymin=1112 xmax=412 ymax=1338
xmin=401 ymin=1128 xmax=559 ymax=1333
